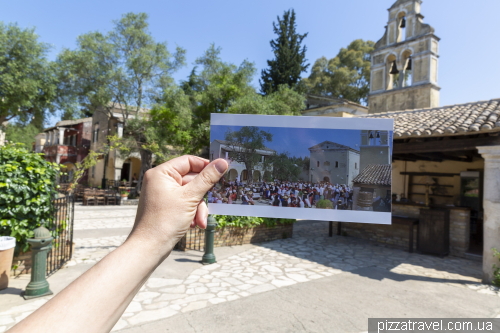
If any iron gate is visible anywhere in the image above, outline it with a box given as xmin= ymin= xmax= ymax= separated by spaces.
xmin=45 ymin=195 xmax=75 ymax=276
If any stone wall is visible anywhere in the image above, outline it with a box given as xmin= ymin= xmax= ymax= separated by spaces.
xmin=331 ymin=221 xmax=418 ymax=251
xmin=176 ymin=222 xmax=294 ymax=251
xmin=449 ymin=208 xmax=470 ymax=258
xmin=332 ymin=204 xmax=470 ymax=257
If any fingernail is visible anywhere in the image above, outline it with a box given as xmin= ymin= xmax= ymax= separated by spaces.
xmin=214 ymin=159 xmax=228 ymax=175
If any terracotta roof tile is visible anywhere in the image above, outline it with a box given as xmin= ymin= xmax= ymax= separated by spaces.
xmin=353 ymin=164 xmax=391 ymax=186
xmin=363 ymin=99 xmax=500 ymax=138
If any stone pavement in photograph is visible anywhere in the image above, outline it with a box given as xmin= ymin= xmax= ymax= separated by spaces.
xmin=0 ymin=207 xmax=499 ymax=332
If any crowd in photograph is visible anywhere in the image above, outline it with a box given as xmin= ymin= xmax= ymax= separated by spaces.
xmin=207 ymin=179 xmax=354 ymax=210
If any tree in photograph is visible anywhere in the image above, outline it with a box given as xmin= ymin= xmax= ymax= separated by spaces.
xmin=224 ymin=126 xmax=273 ymax=185
xmin=180 ymin=44 xmax=255 ymax=155
xmin=260 ymin=9 xmax=309 ymax=95
xmin=0 ymin=23 xmax=58 ymax=126
xmin=268 ymin=152 xmax=301 ymax=182
xmin=56 ymin=12 xmax=186 ymax=193
xmin=304 ymin=39 xmax=374 ymax=105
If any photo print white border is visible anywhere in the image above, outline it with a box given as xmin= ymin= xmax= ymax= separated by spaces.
xmin=209 ymin=113 xmax=394 ymax=224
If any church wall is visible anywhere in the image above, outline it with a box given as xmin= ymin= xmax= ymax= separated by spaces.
xmin=368 ymin=85 xmax=439 ymax=113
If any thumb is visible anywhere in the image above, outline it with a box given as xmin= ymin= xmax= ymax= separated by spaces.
xmin=184 ymin=158 xmax=228 ymax=200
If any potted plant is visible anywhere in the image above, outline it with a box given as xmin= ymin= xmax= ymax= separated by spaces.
xmin=120 ymin=190 xmax=129 ymax=200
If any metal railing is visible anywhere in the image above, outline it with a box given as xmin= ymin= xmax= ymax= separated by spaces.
xmin=45 ymin=195 xmax=75 ymax=276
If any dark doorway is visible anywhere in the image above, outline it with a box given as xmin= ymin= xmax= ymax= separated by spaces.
xmin=121 ymin=162 xmax=131 ymax=182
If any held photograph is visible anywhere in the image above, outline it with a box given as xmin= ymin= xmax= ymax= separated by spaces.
xmin=208 ymin=114 xmax=394 ymax=223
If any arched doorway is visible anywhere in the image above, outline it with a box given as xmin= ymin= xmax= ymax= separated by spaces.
xmin=228 ymin=169 xmax=238 ymax=181
xmin=242 ymin=170 xmax=248 ymax=181
xmin=323 ymin=176 xmax=330 ymax=183
xmin=253 ymin=170 xmax=261 ymax=183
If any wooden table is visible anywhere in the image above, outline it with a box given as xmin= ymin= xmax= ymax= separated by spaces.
xmin=330 ymin=216 xmax=419 ymax=253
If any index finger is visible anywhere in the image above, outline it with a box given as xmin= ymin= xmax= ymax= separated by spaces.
xmin=156 ymin=155 xmax=210 ymax=177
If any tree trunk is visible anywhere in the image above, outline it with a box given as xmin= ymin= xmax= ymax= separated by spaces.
xmin=136 ymin=149 xmax=153 ymax=195
xmin=245 ymin=163 xmax=253 ymax=186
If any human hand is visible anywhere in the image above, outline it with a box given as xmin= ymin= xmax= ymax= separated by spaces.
xmin=128 ymin=156 xmax=228 ymax=257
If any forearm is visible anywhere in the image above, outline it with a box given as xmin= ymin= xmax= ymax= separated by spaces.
xmin=10 ymin=236 xmax=166 ymax=333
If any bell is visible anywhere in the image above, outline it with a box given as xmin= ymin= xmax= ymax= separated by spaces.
xmin=401 ymin=17 xmax=406 ymax=28
xmin=406 ymin=57 xmax=412 ymax=71
xmin=376 ymin=132 xmax=381 ymax=139
xmin=368 ymin=132 xmax=374 ymax=139
xmin=389 ymin=61 xmax=399 ymax=75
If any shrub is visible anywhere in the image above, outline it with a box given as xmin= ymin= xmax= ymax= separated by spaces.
xmin=213 ymin=215 xmax=295 ymax=229
xmin=0 ymin=143 xmax=59 ymax=253
xmin=316 ymin=199 xmax=333 ymax=209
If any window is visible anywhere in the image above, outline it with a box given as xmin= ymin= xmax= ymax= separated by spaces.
xmin=92 ymin=166 xmax=95 ymax=178
xmin=317 ymin=161 xmax=320 ymax=167
xmin=324 ymin=161 xmax=330 ymax=166
xmin=335 ymin=161 xmax=339 ymax=168
xmin=355 ymin=163 xmax=358 ymax=170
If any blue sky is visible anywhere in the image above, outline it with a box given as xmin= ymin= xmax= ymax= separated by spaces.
xmin=212 ymin=125 xmax=365 ymax=159
xmin=2 ymin=0 xmax=499 ymax=126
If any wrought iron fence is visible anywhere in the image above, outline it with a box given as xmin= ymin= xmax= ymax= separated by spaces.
xmin=174 ymin=228 xmax=205 ymax=251
xmin=45 ymin=195 xmax=75 ymax=276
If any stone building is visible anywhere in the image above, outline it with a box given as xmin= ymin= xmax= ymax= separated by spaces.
xmin=40 ymin=118 xmax=92 ymax=183
xmin=308 ymin=141 xmax=360 ymax=186
xmin=352 ymin=164 xmax=392 ymax=211
xmin=359 ymin=130 xmax=392 ymax=172
xmin=302 ymin=94 xmax=368 ymax=117
xmin=88 ymin=104 xmax=146 ymax=187
xmin=368 ymin=0 xmax=440 ymax=113
xmin=210 ymin=140 xmax=275 ymax=183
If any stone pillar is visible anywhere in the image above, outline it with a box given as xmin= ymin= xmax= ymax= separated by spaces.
xmin=59 ymin=128 xmax=65 ymax=145
xmin=53 ymin=130 xmax=58 ymax=145
xmin=477 ymin=145 xmax=500 ymax=284
xmin=114 ymin=168 xmax=122 ymax=182
xmin=117 ymin=123 xmax=123 ymax=138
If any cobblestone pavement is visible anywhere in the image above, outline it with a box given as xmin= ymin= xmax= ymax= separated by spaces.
xmin=0 ymin=210 xmax=498 ymax=332
xmin=73 ymin=205 xmax=136 ymax=230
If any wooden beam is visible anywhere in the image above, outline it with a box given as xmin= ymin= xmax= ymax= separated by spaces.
xmin=393 ymin=135 xmax=500 ymax=154
xmin=399 ymin=172 xmax=460 ymax=177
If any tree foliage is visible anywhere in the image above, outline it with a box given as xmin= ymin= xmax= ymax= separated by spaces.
xmin=304 ymin=39 xmax=375 ymax=105
xmin=228 ymin=85 xmax=305 ymax=116
xmin=56 ymin=12 xmax=186 ymax=193
xmin=180 ymin=45 xmax=255 ymax=155
xmin=2 ymin=123 xmax=41 ymax=147
xmin=0 ymin=143 xmax=59 ymax=253
xmin=260 ymin=9 xmax=309 ymax=95
xmin=268 ymin=151 xmax=301 ymax=182
xmin=0 ymin=23 xmax=58 ymax=125
xmin=224 ymin=126 xmax=273 ymax=185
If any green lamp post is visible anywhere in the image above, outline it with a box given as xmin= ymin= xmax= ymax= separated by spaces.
xmin=24 ymin=225 xmax=53 ymax=300
xmin=201 ymin=216 xmax=217 ymax=265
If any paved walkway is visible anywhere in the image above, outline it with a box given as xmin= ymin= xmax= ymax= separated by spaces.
xmin=0 ymin=206 xmax=498 ymax=332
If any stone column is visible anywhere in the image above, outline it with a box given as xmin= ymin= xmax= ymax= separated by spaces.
xmin=117 ymin=123 xmax=123 ymax=138
xmin=53 ymin=130 xmax=58 ymax=145
xmin=477 ymin=145 xmax=500 ymax=284
xmin=59 ymin=128 xmax=65 ymax=145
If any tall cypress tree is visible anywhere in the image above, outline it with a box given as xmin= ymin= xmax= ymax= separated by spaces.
xmin=260 ymin=9 xmax=309 ymax=95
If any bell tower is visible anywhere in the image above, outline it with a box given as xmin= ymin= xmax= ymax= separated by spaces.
xmin=368 ymin=0 xmax=440 ymax=114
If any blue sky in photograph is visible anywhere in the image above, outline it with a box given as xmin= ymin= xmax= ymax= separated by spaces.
xmin=212 ymin=125 xmax=366 ymax=159
xmin=2 ymin=0 xmax=499 ymax=126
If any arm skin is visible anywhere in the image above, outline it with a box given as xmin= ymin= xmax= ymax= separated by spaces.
xmin=9 ymin=155 xmax=228 ymax=333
